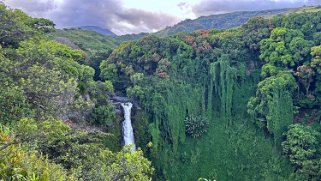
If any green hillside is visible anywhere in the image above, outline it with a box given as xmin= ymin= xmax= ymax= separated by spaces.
xmin=51 ymin=28 xmax=148 ymax=51
xmin=155 ymin=6 xmax=321 ymax=37
xmin=51 ymin=28 xmax=118 ymax=51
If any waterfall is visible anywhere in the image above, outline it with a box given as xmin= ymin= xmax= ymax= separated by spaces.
xmin=121 ymin=102 xmax=136 ymax=151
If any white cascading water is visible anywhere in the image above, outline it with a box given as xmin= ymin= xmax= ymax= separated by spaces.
xmin=121 ymin=102 xmax=136 ymax=151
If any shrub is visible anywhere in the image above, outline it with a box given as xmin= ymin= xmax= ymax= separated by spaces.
xmin=184 ymin=115 xmax=209 ymax=138
xmin=90 ymin=104 xmax=116 ymax=127
xmin=0 ymin=130 xmax=74 ymax=181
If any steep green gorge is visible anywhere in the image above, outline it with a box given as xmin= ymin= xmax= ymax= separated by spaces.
xmin=102 ymin=8 xmax=321 ymax=180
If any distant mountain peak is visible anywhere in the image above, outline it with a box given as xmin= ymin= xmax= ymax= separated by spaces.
xmin=79 ymin=26 xmax=116 ymax=36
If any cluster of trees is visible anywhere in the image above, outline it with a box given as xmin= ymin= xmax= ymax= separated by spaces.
xmin=247 ymin=11 xmax=321 ymax=180
xmin=50 ymin=29 xmax=148 ymax=80
xmin=0 ymin=4 xmax=153 ymax=180
xmin=1 ymin=118 xmax=153 ymax=180
xmin=282 ymin=124 xmax=321 ymax=180
xmin=247 ymin=11 xmax=321 ymax=148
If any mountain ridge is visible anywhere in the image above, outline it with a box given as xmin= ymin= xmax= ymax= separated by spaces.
xmin=79 ymin=25 xmax=116 ymax=36
xmin=155 ymin=8 xmax=292 ymax=37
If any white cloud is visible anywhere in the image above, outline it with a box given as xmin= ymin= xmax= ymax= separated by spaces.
xmin=192 ymin=0 xmax=316 ymax=16
xmin=4 ymin=0 xmax=180 ymax=35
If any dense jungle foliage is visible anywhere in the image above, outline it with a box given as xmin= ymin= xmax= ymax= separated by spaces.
xmin=2 ymin=2 xmax=321 ymax=180
xmin=0 ymin=4 xmax=153 ymax=180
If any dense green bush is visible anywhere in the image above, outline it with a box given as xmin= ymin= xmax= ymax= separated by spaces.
xmin=0 ymin=129 xmax=74 ymax=181
xmin=90 ymin=104 xmax=116 ymax=126
xmin=282 ymin=124 xmax=321 ymax=180
xmin=184 ymin=115 xmax=209 ymax=138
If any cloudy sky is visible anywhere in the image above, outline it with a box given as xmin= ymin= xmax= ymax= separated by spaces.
xmin=3 ymin=0 xmax=320 ymax=35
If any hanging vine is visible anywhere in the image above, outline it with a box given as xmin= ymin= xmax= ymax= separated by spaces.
xmin=209 ymin=55 xmax=237 ymax=124
xmin=267 ymin=86 xmax=293 ymax=147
